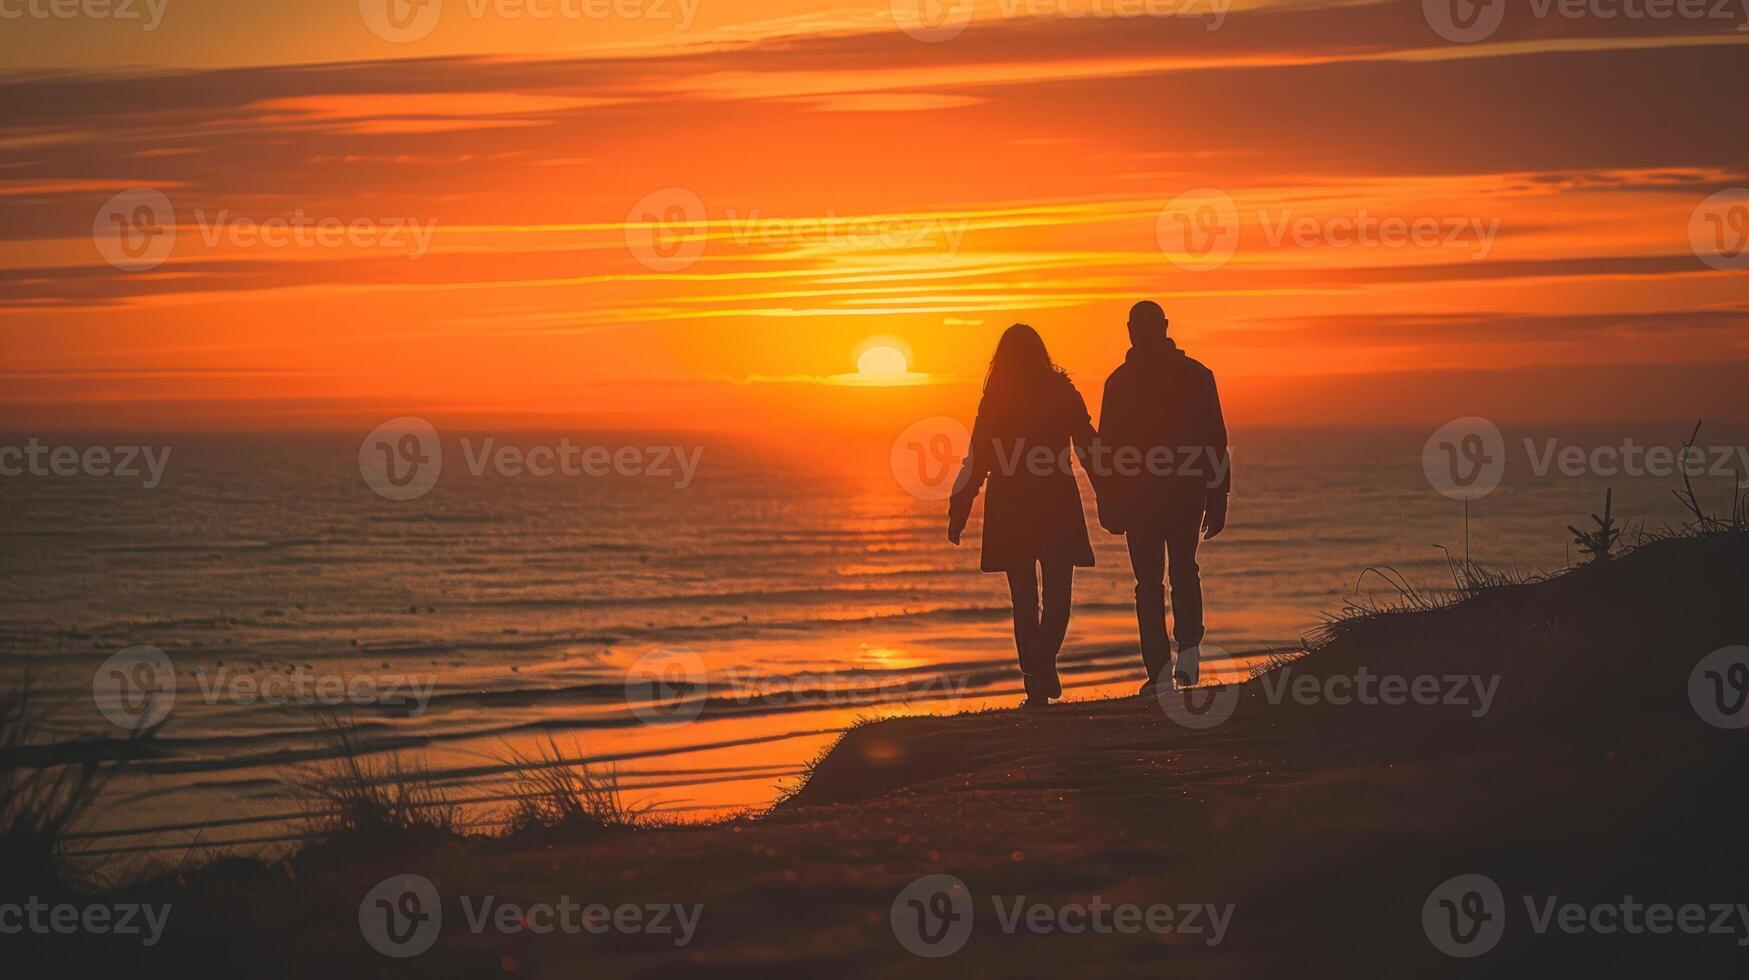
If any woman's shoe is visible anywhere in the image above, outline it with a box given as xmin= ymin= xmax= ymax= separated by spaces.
xmin=1044 ymin=669 xmax=1063 ymax=699
xmin=1022 ymin=671 xmax=1055 ymax=706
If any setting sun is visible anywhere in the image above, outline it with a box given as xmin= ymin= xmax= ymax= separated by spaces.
xmin=827 ymin=338 xmax=931 ymax=387
xmin=857 ymin=346 xmax=909 ymax=380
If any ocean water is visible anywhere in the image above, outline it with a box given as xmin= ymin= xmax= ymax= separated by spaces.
xmin=1 ymin=422 xmax=1742 ymax=857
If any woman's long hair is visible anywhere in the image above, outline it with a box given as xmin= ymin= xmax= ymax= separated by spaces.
xmin=981 ymin=324 xmax=1067 ymax=407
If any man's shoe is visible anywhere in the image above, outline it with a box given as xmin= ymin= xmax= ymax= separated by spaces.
xmin=1044 ymin=668 xmax=1063 ymax=699
xmin=1172 ymin=645 xmax=1203 ymax=689
xmin=1137 ymin=669 xmax=1166 ymax=697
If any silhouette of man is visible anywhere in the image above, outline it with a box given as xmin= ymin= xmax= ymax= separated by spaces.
xmin=1096 ymin=302 xmax=1229 ymax=691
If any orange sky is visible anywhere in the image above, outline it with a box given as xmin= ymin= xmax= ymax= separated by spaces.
xmin=2 ymin=0 xmax=1747 ymax=436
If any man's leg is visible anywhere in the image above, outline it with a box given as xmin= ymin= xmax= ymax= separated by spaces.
xmin=1126 ymin=532 xmax=1170 ymax=686
xmin=1164 ymin=498 xmax=1206 ymax=683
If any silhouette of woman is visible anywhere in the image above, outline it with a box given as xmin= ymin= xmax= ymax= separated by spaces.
xmin=948 ymin=325 xmax=1098 ymax=707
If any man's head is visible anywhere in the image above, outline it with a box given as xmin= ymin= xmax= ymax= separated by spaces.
xmin=1128 ymin=301 xmax=1168 ymax=347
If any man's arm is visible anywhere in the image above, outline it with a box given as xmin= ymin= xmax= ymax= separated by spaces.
xmin=1203 ymin=371 xmax=1230 ymax=540
xmin=1204 ymin=371 xmax=1230 ymax=496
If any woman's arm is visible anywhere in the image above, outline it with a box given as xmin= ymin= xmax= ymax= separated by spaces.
xmin=947 ymin=407 xmax=994 ymax=544
xmin=1065 ymin=381 xmax=1103 ymax=489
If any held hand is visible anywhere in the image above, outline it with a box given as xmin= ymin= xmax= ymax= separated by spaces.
xmin=1203 ymin=494 xmax=1228 ymax=540
xmin=947 ymin=522 xmax=964 ymax=546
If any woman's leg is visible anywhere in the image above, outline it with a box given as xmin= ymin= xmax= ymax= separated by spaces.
xmin=1004 ymin=563 xmax=1040 ymax=676
xmin=1005 ymin=562 xmax=1047 ymax=704
xmin=1038 ymin=562 xmax=1074 ymax=696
